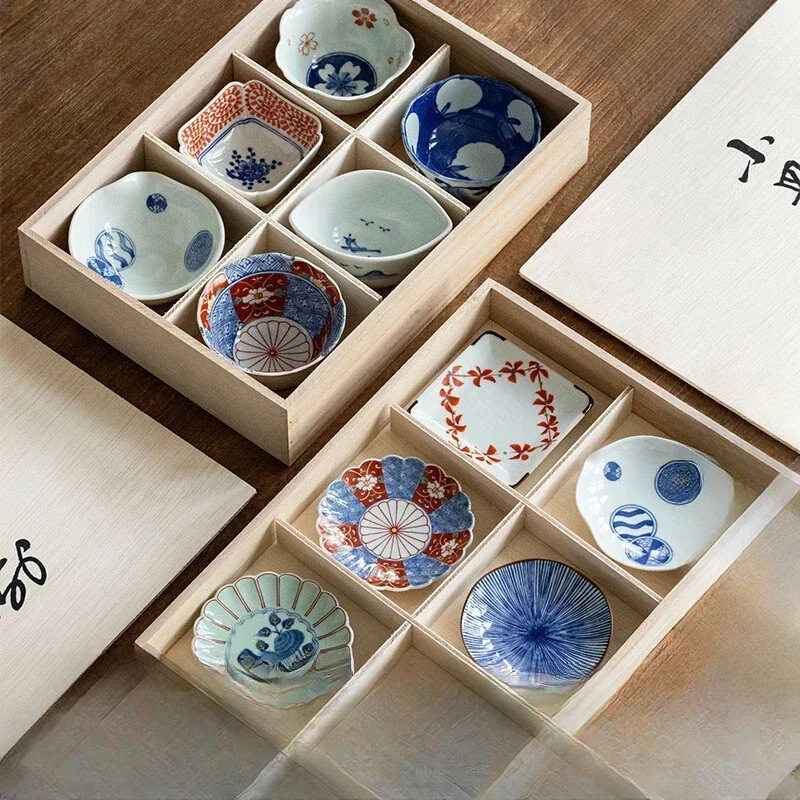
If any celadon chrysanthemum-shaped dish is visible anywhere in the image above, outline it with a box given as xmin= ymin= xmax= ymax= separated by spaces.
xmin=192 ymin=571 xmax=354 ymax=708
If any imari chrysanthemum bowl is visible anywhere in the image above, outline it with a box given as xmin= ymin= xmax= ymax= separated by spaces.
xmin=402 ymin=75 xmax=541 ymax=204
xmin=410 ymin=330 xmax=593 ymax=486
xmin=178 ymin=80 xmax=323 ymax=207
xmin=192 ymin=571 xmax=354 ymax=708
xmin=68 ymin=171 xmax=224 ymax=304
xmin=576 ymin=435 xmax=735 ymax=571
xmin=461 ymin=559 xmax=612 ymax=690
xmin=317 ymin=455 xmax=474 ymax=590
xmin=275 ymin=0 xmax=414 ymax=115
xmin=288 ymin=170 xmax=452 ymax=288
xmin=197 ymin=253 xmax=346 ymax=389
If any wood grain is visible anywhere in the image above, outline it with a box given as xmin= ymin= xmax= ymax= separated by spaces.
xmin=0 ymin=0 xmax=792 ymax=794
xmin=0 ymin=319 xmax=254 ymax=756
xmin=521 ymin=0 xmax=800 ymax=453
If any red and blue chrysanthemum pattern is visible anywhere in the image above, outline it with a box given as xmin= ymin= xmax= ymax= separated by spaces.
xmin=317 ymin=456 xmax=474 ymax=591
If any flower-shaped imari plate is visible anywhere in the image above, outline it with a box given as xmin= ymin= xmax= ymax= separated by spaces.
xmin=461 ymin=559 xmax=612 ymax=690
xmin=192 ymin=571 xmax=354 ymax=708
xmin=317 ymin=455 xmax=475 ymax=591
xmin=409 ymin=331 xmax=594 ymax=486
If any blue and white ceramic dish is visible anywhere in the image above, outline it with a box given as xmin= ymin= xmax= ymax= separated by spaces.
xmin=402 ymin=75 xmax=542 ymax=204
xmin=461 ymin=559 xmax=612 ymax=689
xmin=575 ymin=435 xmax=735 ymax=572
xmin=197 ymin=252 xmax=346 ymax=389
xmin=289 ymin=170 xmax=452 ymax=288
xmin=192 ymin=571 xmax=354 ymax=708
xmin=275 ymin=0 xmax=414 ymax=115
xmin=317 ymin=455 xmax=474 ymax=591
xmin=68 ymin=171 xmax=224 ymax=304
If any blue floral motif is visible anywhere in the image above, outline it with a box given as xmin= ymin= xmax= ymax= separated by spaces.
xmin=603 ymin=461 xmax=622 ymax=481
xmin=86 ymin=257 xmax=123 ymax=288
xmin=146 ymin=193 xmax=167 ymax=213
xmin=306 ymin=52 xmax=377 ymax=97
xmin=226 ymin=147 xmax=282 ymax=190
xmin=381 ymin=455 xmax=426 ymax=500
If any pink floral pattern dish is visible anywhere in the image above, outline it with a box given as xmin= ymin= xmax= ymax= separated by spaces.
xmin=409 ymin=331 xmax=594 ymax=486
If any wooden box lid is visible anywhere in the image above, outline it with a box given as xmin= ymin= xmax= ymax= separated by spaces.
xmin=0 ymin=318 xmax=255 ymax=755
xmin=520 ymin=0 xmax=800 ymax=452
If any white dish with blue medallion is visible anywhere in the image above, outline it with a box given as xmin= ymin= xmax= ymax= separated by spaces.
xmin=317 ymin=455 xmax=474 ymax=590
xmin=197 ymin=252 xmax=346 ymax=389
xmin=68 ymin=171 xmax=224 ymax=304
xmin=192 ymin=571 xmax=354 ymax=708
xmin=461 ymin=559 xmax=612 ymax=690
xmin=576 ymin=435 xmax=735 ymax=571
xmin=275 ymin=0 xmax=414 ymax=115
xmin=402 ymin=75 xmax=541 ymax=204
xmin=178 ymin=80 xmax=323 ymax=207
xmin=289 ymin=170 xmax=452 ymax=288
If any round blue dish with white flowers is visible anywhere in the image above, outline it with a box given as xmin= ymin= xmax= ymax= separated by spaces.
xmin=402 ymin=75 xmax=541 ymax=203
xmin=461 ymin=559 xmax=612 ymax=689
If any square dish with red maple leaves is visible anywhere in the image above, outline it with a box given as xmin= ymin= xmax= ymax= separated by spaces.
xmin=409 ymin=330 xmax=594 ymax=487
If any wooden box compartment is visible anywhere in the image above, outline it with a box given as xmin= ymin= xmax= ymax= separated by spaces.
xmin=18 ymin=0 xmax=590 ymax=464
xmin=137 ymin=280 xmax=799 ymax=796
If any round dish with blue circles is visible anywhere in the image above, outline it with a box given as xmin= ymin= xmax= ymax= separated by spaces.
xmin=461 ymin=559 xmax=612 ymax=689
xmin=197 ymin=252 xmax=346 ymax=390
xmin=575 ymin=435 xmax=735 ymax=571
xmin=317 ymin=454 xmax=474 ymax=591
xmin=402 ymin=75 xmax=541 ymax=203
xmin=68 ymin=171 xmax=224 ymax=304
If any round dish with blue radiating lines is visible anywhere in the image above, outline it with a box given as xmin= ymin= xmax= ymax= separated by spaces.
xmin=317 ymin=455 xmax=474 ymax=591
xmin=460 ymin=559 xmax=612 ymax=689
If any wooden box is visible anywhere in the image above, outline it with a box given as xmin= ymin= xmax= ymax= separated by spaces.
xmin=18 ymin=0 xmax=590 ymax=464
xmin=137 ymin=280 xmax=800 ymax=798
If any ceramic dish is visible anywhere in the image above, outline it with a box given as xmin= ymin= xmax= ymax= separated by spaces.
xmin=68 ymin=171 xmax=224 ymax=304
xmin=275 ymin=0 xmax=414 ymax=115
xmin=402 ymin=75 xmax=541 ymax=204
xmin=410 ymin=331 xmax=593 ymax=486
xmin=192 ymin=571 xmax=354 ymax=708
xmin=178 ymin=80 xmax=323 ymax=207
xmin=317 ymin=455 xmax=474 ymax=590
xmin=575 ymin=435 xmax=735 ymax=571
xmin=288 ymin=170 xmax=452 ymax=288
xmin=197 ymin=252 xmax=346 ymax=389
xmin=461 ymin=559 xmax=612 ymax=690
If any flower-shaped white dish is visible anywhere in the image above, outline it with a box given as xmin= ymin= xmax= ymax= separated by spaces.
xmin=275 ymin=0 xmax=414 ymax=115
xmin=575 ymin=435 xmax=735 ymax=571
xmin=410 ymin=330 xmax=593 ymax=486
xmin=68 ymin=171 xmax=224 ymax=304
xmin=178 ymin=80 xmax=323 ymax=207
xmin=192 ymin=571 xmax=354 ymax=708
xmin=289 ymin=170 xmax=452 ymax=288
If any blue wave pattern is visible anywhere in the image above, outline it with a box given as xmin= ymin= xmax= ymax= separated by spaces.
xmin=461 ymin=559 xmax=611 ymax=688
xmin=610 ymin=505 xmax=656 ymax=535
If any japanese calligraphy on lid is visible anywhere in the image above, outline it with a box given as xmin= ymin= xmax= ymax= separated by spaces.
xmin=520 ymin=0 xmax=800 ymax=452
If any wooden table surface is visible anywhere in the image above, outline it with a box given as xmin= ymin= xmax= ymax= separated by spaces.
xmin=1 ymin=0 xmax=791 ymax=795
